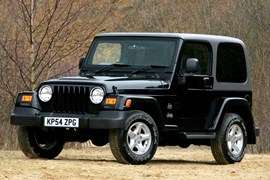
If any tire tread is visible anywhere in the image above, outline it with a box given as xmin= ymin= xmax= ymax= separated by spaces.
xmin=211 ymin=113 xmax=247 ymax=164
xmin=109 ymin=129 xmax=129 ymax=164
xmin=18 ymin=126 xmax=38 ymax=159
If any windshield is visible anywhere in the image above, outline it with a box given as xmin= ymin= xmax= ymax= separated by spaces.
xmin=86 ymin=37 xmax=178 ymax=67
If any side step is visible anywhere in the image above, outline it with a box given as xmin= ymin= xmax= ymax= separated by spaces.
xmin=177 ymin=132 xmax=216 ymax=139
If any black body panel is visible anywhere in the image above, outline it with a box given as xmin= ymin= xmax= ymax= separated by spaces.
xmin=10 ymin=33 xmax=258 ymax=145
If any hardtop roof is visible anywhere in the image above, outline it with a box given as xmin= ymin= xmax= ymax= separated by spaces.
xmin=95 ymin=32 xmax=244 ymax=44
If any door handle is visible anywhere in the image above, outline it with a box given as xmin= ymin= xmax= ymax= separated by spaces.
xmin=203 ymin=77 xmax=213 ymax=89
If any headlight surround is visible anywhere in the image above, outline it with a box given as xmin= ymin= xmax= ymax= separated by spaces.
xmin=38 ymin=85 xmax=53 ymax=102
xmin=90 ymin=87 xmax=105 ymax=104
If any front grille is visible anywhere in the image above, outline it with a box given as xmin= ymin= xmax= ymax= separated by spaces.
xmin=39 ymin=85 xmax=100 ymax=114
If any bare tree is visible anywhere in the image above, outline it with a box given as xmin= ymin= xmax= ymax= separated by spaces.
xmin=0 ymin=0 xmax=115 ymax=149
xmin=0 ymin=0 xmax=269 ymax=152
xmin=237 ymin=0 xmax=270 ymax=153
xmin=0 ymin=0 xmax=91 ymax=91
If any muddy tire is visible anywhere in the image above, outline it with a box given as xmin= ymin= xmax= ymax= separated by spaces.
xmin=18 ymin=126 xmax=64 ymax=159
xmin=211 ymin=113 xmax=247 ymax=164
xmin=109 ymin=111 xmax=159 ymax=164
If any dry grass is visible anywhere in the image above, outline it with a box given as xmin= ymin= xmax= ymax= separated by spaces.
xmin=1 ymin=146 xmax=269 ymax=179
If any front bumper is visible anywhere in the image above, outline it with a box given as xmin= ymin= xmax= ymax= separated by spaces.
xmin=10 ymin=107 xmax=128 ymax=129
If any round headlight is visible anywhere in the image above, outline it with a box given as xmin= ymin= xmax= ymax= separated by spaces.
xmin=39 ymin=85 xmax=53 ymax=102
xmin=90 ymin=87 xmax=105 ymax=104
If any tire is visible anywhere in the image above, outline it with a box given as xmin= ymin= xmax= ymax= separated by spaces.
xmin=109 ymin=110 xmax=159 ymax=164
xmin=211 ymin=113 xmax=247 ymax=164
xmin=179 ymin=142 xmax=190 ymax=148
xmin=18 ymin=126 xmax=64 ymax=159
xmin=91 ymin=138 xmax=108 ymax=146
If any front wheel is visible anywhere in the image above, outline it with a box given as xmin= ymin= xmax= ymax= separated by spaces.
xmin=18 ymin=126 xmax=64 ymax=159
xmin=211 ymin=113 xmax=247 ymax=164
xmin=109 ymin=111 xmax=159 ymax=164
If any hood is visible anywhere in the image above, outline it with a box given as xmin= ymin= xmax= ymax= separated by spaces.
xmin=42 ymin=76 xmax=169 ymax=93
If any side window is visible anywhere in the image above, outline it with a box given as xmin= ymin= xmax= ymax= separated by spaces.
xmin=216 ymin=43 xmax=247 ymax=82
xmin=180 ymin=42 xmax=212 ymax=75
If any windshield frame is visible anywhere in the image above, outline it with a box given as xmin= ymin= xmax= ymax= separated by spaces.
xmin=86 ymin=36 xmax=179 ymax=66
xmin=81 ymin=36 xmax=180 ymax=80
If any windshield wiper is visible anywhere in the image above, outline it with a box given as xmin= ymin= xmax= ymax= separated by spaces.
xmin=150 ymin=64 xmax=168 ymax=68
xmin=131 ymin=67 xmax=151 ymax=74
xmin=131 ymin=65 xmax=169 ymax=75
xmin=95 ymin=63 xmax=130 ymax=74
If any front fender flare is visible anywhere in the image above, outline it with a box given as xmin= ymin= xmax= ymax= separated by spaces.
xmin=115 ymin=95 xmax=165 ymax=130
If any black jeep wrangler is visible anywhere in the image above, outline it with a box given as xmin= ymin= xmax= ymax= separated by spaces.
xmin=11 ymin=33 xmax=259 ymax=164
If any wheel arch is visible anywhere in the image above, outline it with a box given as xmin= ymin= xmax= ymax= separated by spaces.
xmin=116 ymin=95 xmax=165 ymax=131
xmin=209 ymin=97 xmax=256 ymax=144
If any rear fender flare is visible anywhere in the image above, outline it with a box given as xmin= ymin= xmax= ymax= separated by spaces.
xmin=208 ymin=97 xmax=256 ymax=144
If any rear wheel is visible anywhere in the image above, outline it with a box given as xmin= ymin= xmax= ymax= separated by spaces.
xmin=109 ymin=111 xmax=159 ymax=164
xmin=18 ymin=126 xmax=64 ymax=159
xmin=211 ymin=113 xmax=247 ymax=164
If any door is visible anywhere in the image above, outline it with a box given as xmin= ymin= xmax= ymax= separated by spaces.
xmin=174 ymin=41 xmax=214 ymax=130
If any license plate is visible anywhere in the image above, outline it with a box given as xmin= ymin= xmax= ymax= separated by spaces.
xmin=44 ymin=117 xmax=79 ymax=128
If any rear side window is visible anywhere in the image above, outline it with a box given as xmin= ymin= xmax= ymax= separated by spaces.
xmin=216 ymin=43 xmax=247 ymax=82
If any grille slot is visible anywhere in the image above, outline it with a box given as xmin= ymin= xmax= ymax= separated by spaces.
xmin=48 ymin=85 xmax=92 ymax=114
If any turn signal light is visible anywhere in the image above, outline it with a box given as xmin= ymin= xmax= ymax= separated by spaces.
xmin=125 ymin=99 xmax=132 ymax=107
xmin=105 ymin=98 xmax=117 ymax=105
xmin=21 ymin=95 xmax=33 ymax=102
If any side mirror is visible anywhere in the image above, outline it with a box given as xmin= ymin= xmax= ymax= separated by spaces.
xmin=186 ymin=58 xmax=199 ymax=73
xmin=79 ymin=57 xmax=85 ymax=69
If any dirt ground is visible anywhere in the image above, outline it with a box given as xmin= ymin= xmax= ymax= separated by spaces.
xmin=0 ymin=146 xmax=269 ymax=180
